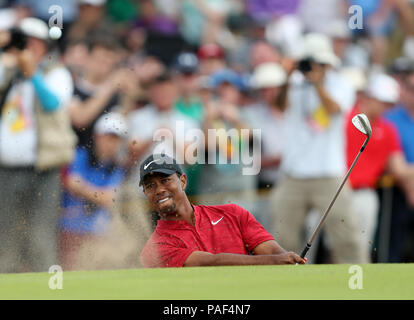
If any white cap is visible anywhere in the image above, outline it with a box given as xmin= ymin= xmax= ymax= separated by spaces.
xmin=366 ymin=73 xmax=400 ymax=104
xmin=94 ymin=112 xmax=128 ymax=137
xmin=79 ymin=0 xmax=106 ymax=6
xmin=250 ymin=63 xmax=287 ymax=89
xmin=19 ymin=17 xmax=49 ymax=41
xmin=295 ymin=33 xmax=341 ymax=68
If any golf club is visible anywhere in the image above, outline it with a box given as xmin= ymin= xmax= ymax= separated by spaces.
xmin=299 ymin=113 xmax=372 ymax=259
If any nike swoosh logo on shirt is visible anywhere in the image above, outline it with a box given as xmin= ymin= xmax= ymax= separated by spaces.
xmin=211 ymin=216 xmax=224 ymax=225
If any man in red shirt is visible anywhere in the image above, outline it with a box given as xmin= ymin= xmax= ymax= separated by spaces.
xmin=139 ymin=154 xmax=306 ymax=268
xmin=346 ymin=73 xmax=414 ymax=260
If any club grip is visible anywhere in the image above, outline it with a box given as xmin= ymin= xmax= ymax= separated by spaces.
xmin=300 ymin=243 xmax=311 ymax=259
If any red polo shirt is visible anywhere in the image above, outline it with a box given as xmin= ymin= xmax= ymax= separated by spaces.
xmin=140 ymin=204 xmax=274 ymax=268
xmin=346 ymin=106 xmax=402 ymax=189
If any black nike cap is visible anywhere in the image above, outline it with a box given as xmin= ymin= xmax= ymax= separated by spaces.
xmin=139 ymin=154 xmax=183 ymax=186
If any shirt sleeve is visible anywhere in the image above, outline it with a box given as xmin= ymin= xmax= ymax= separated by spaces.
xmin=43 ymin=67 xmax=74 ymax=107
xmin=387 ymin=121 xmax=403 ymax=155
xmin=323 ymin=72 xmax=356 ymax=114
xmin=67 ymin=148 xmax=88 ymax=176
xmin=140 ymin=234 xmax=195 ymax=268
xmin=233 ymin=204 xmax=274 ymax=252
xmin=33 ymin=67 xmax=73 ymax=112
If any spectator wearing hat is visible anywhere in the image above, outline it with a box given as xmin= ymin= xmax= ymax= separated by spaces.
xmin=269 ymin=33 xmax=368 ymax=263
xmin=173 ymin=52 xmax=204 ymax=123
xmin=199 ymin=68 xmax=257 ymax=212
xmin=246 ymin=63 xmax=288 ymax=192
xmin=59 ymin=112 xmax=127 ymax=270
xmin=385 ymin=65 xmax=414 ymax=262
xmin=172 ymin=52 xmax=204 ymax=196
xmin=197 ymin=43 xmax=226 ymax=76
xmin=346 ymin=73 xmax=414 ymax=261
xmin=0 ymin=17 xmax=74 ymax=272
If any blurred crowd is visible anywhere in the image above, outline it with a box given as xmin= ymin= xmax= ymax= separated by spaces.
xmin=0 ymin=0 xmax=414 ymax=272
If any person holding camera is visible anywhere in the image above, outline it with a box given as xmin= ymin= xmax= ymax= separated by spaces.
xmin=0 ymin=18 xmax=75 ymax=273
xmin=269 ymin=33 xmax=369 ymax=264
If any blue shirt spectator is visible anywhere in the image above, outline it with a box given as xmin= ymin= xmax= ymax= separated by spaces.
xmin=385 ymin=105 xmax=414 ymax=163
xmin=60 ymin=147 xmax=125 ymax=234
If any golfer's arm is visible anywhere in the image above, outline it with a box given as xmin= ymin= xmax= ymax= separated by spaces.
xmin=184 ymin=251 xmax=279 ymax=267
xmin=252 ymin=240 xmax=286 ymax=255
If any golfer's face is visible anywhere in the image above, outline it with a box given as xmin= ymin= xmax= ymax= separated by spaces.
xmin=142 ymin=173 xmax=187 ymax=217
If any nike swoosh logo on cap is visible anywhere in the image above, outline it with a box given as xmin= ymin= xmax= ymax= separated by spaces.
xmin=144 ymin=159 xmax=159 ymax=170
xmin=211 ymin=216 xmax=224 ymax=225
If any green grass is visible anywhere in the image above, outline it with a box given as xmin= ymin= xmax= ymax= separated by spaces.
xmin=0 ymin=264 xmax=413 ymax=300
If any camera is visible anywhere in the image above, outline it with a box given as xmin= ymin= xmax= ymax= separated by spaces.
xmin=297 ymin=57 xmax=314 ymax=73
xmin=3 ymin=28 xmax=28 ymax=51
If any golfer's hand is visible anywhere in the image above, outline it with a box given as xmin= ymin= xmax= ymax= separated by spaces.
xmin=272 ymin=252 xmax=307 ymax=265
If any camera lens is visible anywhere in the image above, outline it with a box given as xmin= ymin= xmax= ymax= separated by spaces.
xmin=298 ymin=58 xmax=313 ymax=73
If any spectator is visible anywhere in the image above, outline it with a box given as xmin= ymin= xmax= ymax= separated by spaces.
xmin=66 ymin=0 xmax=114 ymax=43
xmin=172 ymin=52 xmax=204 ymax=195
xmin=199 ymin=68 xmax=256 ymax=212
xmin=346 ymin=73 xmax=414 ymax=260
xmin=60 ymin=112 xmax=127 ymax=270
xmin=0 ymin=1 xmax=30 ymax=31
xmin=348 ymin=0 xmax=414 ymax=66
xmin=106 ymin=0 xmax=138 ymax=23
xmin=269 ymin=33 xmax=368 ymax=263
xmin=127 ymin=73 xmax=199 ymax=165
xmin=298 ymin=0 xmax=348 ymax=35
xmin=173 ymin=52 xmax=204 ymax=123
xmin=61 ymin=38 xmax=89 ymax=83
xmin=249 ymin=40 xmax=280 ymax=70
xmin=246 ymin=63 xmax=288 ymax=190
xmin=222 ymin=13 xmax=254 ymax=72
xmin=197 ymin=43 xmax=227 ymax=76
xmin=133 ymin=0 xmax=178 ymax=36
xmin=180 ymin=0 xmax=232 ymax=47
xmin=68 ymin=35 xmax=131 ymax=154
xmin=385 ymin=64 xmax=414 ymax=261
xmin=0 ymin=18 xmax=74 ymax=272
xmin=133 ymin=0 xmax=186 ymax=66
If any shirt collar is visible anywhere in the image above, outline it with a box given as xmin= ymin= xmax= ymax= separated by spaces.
xmin=156 ymin=204 xmax=198 ymax=230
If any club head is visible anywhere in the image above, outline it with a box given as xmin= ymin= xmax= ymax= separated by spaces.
xmin=352 ymin=113 xmax=372 ymax=139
